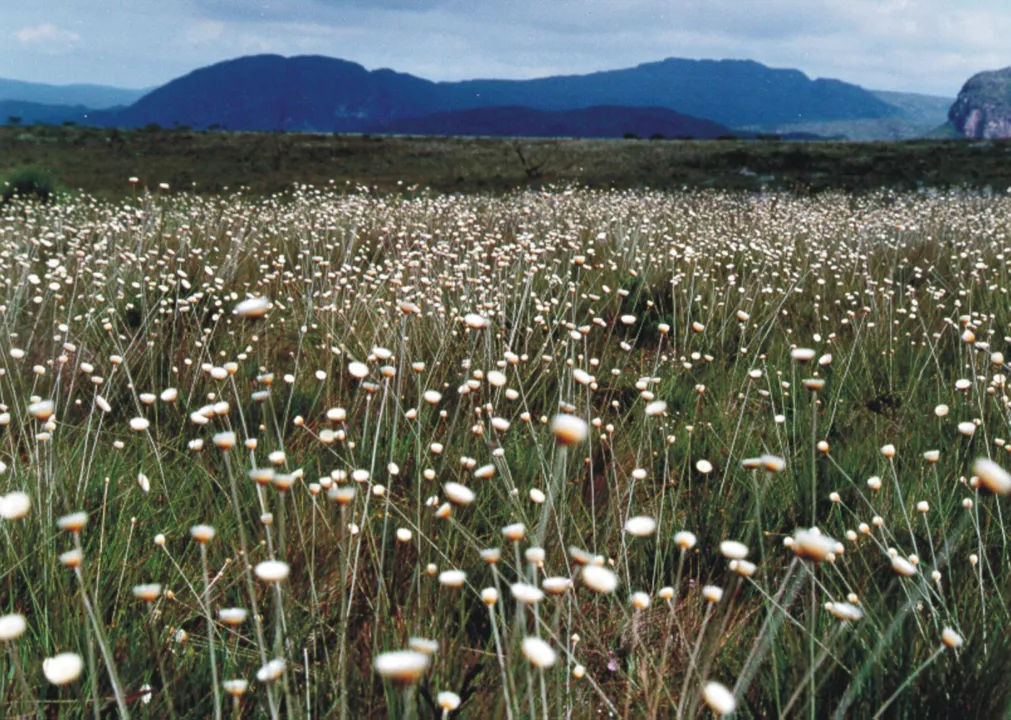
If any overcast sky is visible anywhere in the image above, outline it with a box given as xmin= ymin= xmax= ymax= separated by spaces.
xmin=3 ymin=0 xmax=1009 ymax=97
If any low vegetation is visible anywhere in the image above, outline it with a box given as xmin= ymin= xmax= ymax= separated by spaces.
xmin=3 ymin=125 xmax=1011 ymax=199
xmin=0 ymin=184 xmax=1010 ymax=717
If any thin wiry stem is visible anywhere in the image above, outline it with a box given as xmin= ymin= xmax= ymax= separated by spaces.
xmin=200 ymin=542 xmax=223 ymax=720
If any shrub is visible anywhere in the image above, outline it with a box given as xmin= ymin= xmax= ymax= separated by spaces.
xmin=1 ymin=166 xmax=57 ymax=204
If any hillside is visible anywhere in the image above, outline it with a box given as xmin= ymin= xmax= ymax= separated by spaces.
xmin=871 ymin=90 xmax=952 ymax=127
xmin=949 ymin=67 xmax=1011 ymax=138
xmin=96 ymin=55 xmax=438 ymax=132
xmin=740 ymin=90 xmax=952 ymax=141
xmin=0 ymin=100 xmax=93 ymax=126
xmin=77 ymin=54 xmax=899 ymax=133
xmin=366 ymin=105 xmax=737 ymax=139
xmin=0 ymin=78 xmax=145 ymax=109
xmin=447 ymin=58 xmax=898 ymax=127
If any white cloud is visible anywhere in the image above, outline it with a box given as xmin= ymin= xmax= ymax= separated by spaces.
xmin=184 ymin=20 xmax=224 ymax=44
xmin=2 ymin=0 xmax=1010 ymax=95
xmin=15 ymin=23 xmax=80 ymax=53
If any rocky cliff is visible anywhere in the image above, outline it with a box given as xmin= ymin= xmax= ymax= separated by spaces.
xmin=949 ymin=67 xmax=1011 ymax=138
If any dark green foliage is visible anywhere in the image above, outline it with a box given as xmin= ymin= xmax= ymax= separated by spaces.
xmin=5 ymin=125 xmax=1011 ymax=200
xmin=1 ymin=165 xmax=56 ymax=204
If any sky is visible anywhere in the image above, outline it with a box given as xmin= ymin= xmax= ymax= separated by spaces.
xmin=2 ymin=0 xmax=1010 ymax=97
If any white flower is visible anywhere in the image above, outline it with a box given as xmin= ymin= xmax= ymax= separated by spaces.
xmin=348 ymin=362 xmax=369 ymax=379
xmin=463 ymin=313 xmax=489 ymax=329
xmin=213 ymin=432 xmax=236 ymax=450
xmin=42 ymin=653 xmax=83 ymax=685
xmin=474 ymin=464 xmax=495 ymax=480
xmin=827 ymin=602 xmax=863 ymax=622
xmin=27 ymin=400 xmax=54 ymax=420
xmin=644 ymin=400 xmax=667 ymax=416
xmin=791 ymin=529 xmax=836 ymax=563
xmin=510 ymin=583 xmax=545 ymax=604
xmin=254 ymin=560 xmax=290 ymax=583
xmin=437 ymin=691 xmax=461 ymax=711
xmin=624 ymin=516 xmax=657 ymax=537
xmin=580 ymin=565 xmax=618 ymax=594
xmin=57 ymin=512 xmax=88 ymax=532
xmin=218 ymin=608 xmax=248 ymax=626
xmin=551 ymin=414 xmax=588 ymax=445
xmin=438 ymin=570 xmax=466 ymax=588
xmin=521 ymin=637 xmax=557 ymax=668
xmin=132 ymin=584 xmax=162 ymax=602
xmin=760 ymin=455 xmax=786 ymax=472
xmin=235 ymin=297 xmax=270 ymax=317
xmin=256 ymin=658 xmax=285 ymax=682
xmin=630 ymin=591 xmax=651 ymax=609
xmin=941 ymin=627 xmax=963 ymax=649
xmin=190 ymin=524 xmax=215 ymax=543
xmin=223 ymin=679 xmax=248 ymax=696
xmin=502 ymin=523 xmax=525 ymax=541
xmin=542 ymin=577 xmax=573 ymax=594
xmin=891 ymin=556 xmax=917 ymax=577
xmin=674 ymin=531 xmax=697 ymax=550
xmin=373 ymin=650 xmax=430 ymax=683
xmin=701 ymin=681 xmax=736 ymax=716
xmin=719 ymin=540 xmax=748 ymax=560
xmin=444 ymin=482 xmax=475 ymax=505
xmin=702 ymin=585 xmax=724 ymax=603
xmin=0 ymin=492 xmax=30 ymax=520
xmin=0 ymin=613 xmax=26 ymax=641
xmin=973 ymin=458 xmax=1011 ymax=495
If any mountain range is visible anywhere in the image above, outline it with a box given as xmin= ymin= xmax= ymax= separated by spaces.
xmin=1 ymin=55 xmax=954 ymax=141
xmin=0 ymin=78 xmax=147 ymax=109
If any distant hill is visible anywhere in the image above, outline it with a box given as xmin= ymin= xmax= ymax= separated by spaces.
xmin=871 ymin=91 xmax=952 ymax=128
xmin=447 ymin=58 xmax=899 ymax=127
xmin=366 ymin=105 xmax=739 ymax=139
xmin=0 ymin=100 xmax=97 ymax=126
xmin=739 ymin=90 xmax=952 ymax=141
xmin=95 ymin=55 xmax=438 ymax=132
xmin=0 ymin=78 xmax=145 ymax=109
xmin=70 ymin=54 xmax=901 ymax=134
xmin=949 ymin=67 xmax=1011 ymax=138
xmin=922 ymin=121 xmax=963 ymax=139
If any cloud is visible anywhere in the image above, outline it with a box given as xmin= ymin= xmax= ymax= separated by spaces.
xmin=15 ymin=23 xmax=80 ymax=53
xmin=2 ymin=0 xmax=1010 ymax=95
xmin=184 ymin=20 xmax=225 ymax=44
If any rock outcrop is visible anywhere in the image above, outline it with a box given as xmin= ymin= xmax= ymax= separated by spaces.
xmin=949 ymin=67 xmax=1011 ymax=138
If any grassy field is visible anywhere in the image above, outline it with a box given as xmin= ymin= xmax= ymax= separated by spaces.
xmin=1 ymin=183 xmax=1011 ymax=718
xmin=4 ymin=124 xmax=1011 ymax=199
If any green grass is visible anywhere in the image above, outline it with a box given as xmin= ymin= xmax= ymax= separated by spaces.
xmin=0 ymin=184 xmax=1009 ymax=717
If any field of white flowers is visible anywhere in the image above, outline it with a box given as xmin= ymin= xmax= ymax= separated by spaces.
xmin=0 ymin=185 xmax=1009 ymax=717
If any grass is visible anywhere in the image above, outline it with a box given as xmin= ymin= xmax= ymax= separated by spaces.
xmin=5 ymin=124 xmax=1011 ymax=199
xmin=0 ymin=183 xmax=1009 ymax=717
